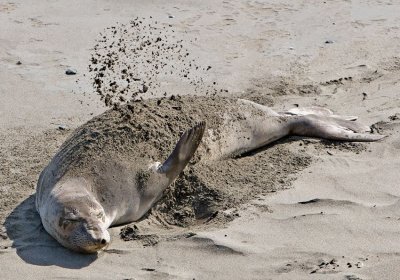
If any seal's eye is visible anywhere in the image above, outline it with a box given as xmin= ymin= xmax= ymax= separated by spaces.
xmin=59 ymin=217 xmax=80 ymax=229
xmin=65 ymin=218 xmax=80 ymax=223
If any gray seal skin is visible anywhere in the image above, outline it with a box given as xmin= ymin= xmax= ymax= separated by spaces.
xmin=35 ymin=96 xmax=384 ymax=253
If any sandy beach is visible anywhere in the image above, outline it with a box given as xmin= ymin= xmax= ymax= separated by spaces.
xmin=1 ymin=0 xmax=400 ymax=279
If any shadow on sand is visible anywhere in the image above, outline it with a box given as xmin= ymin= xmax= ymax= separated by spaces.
xmin=4 ymin=194 xmax=97 ymax=268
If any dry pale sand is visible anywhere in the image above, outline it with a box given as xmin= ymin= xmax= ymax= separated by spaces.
xmin=1 ymin=0 xmax=400 ymax=279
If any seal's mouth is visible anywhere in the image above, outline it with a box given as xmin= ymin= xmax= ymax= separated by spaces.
xmin=68 ymin=225 xmax=111 ymax=254
xmin=76 ymin=238 xmax=110 ymax=254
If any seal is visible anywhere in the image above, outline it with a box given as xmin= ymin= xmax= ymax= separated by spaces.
xmin=36 ymin=96 xmax=384 ymax=253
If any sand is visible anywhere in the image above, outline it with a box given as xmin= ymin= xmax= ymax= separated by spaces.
xmin=1 ymin=0 xmax=400 ymax=279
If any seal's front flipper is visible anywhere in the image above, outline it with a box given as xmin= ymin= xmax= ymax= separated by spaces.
xmin=159 ymin=121 xmax=206 ymax=180
xmin=136 ymin=122 xmax=206 ymax=218
xmin=291 ymin=115 xmax=386 ymax=142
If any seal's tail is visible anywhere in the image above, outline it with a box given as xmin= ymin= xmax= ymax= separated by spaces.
xmin=289 ymin=114 xmax=386 ymax=142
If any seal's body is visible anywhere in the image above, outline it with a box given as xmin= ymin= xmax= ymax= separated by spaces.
xmin=36 ymin=96 xmax=384 ymax=253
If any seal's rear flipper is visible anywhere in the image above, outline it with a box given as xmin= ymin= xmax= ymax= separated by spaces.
xmin=284 ymin=107 xmax=358 ymax=121
xmin=159 ymin=121 xmax=206 ymax=180
xmin=291 ymin=115 xmax=386 ymax=142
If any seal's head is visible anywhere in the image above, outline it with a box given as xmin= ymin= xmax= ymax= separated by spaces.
xmin=44 ymin=194 xmax=111 ymax=254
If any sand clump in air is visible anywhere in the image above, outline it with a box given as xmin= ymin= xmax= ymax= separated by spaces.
xmin=89 ymin=18 xmax=226 ymax=108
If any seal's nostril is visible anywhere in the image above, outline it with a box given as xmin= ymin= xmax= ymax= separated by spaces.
xmin=101 ymin=239 xmax=106 ymax=245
